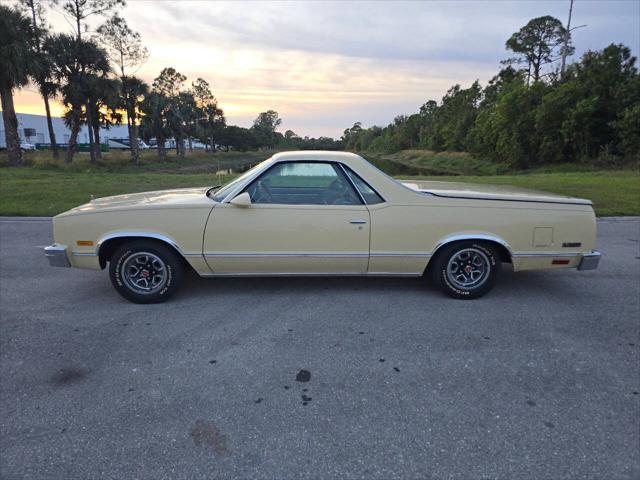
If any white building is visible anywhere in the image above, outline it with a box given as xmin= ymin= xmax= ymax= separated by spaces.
xmin=0 ymin=112 xmax=130 ymax=148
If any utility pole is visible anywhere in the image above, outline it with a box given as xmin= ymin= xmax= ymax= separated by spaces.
xmin=561 ymin=0 xmax=587 ymax=78
xmin=560 ymin=0 xmax=574 ymax=77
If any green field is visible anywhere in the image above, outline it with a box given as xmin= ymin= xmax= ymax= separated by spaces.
xmin=0 ymin=150 xmax=638 ymax=216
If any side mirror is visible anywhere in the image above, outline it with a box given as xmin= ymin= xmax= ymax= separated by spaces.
xmin=229 ymin=192 xmax=252 ymax=208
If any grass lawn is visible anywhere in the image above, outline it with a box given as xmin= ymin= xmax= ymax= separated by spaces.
xmin=0 ymin=150 xmax=638 ymax=216
xmin=0 ymin=169 xmax=235 ymax=216
xmin=0 ymin=150 xmax=255 ymax=216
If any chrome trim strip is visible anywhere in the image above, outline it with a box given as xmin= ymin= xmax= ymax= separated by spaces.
xmin=349 ymin=219 xmax=367 ymax=224
xmin=201 ymin=272 xmax=422 ymax=278
xmin=96 ymin=231 xmax=184 ymax=255
xmin=367 ymin=273 xmax=422 ymax=277
xmin=512 ymin=252 xmax=582 ymax=258
xmin=433 ymin=234 xmax=514 ymax=256
xmin=339 ymin=163 xmax=387 ymax=204
xmin=71 ymin=251 xmax=98 ymax=257
xmin=370 ymin=252 xmax=431 ymax=257
xmin=203 ymin=251 xmax=432 ymax=258
xmin=337 ymin=162 xmax=366 ymax=205
xmin=44 ymin=244 xmax=71 ymax=267
xmin=204 ymin=252 xmax=369 ymax=258
xmin=425 ymin=191 xmax=593 ymax=206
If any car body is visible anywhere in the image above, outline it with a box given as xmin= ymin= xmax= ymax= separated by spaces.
xmin=108 ymin=138 xmax=150 ymax=150
xmin=20 ymin=141 xmax=36 ymax=151
xmin=45 ymin=151 xmax=600 ymax=302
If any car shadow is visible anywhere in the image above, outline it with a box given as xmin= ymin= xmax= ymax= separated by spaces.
xmin=170 ymin=265 xmax=585 ymax=302
xmin=181 ymin=270 xmax=428 ymax=295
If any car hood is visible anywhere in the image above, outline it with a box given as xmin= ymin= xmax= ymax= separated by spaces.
xmin=401 ymin=180 xmax=592 ymax=205
xmin=56 ymin=187 xmax=213 ymax=217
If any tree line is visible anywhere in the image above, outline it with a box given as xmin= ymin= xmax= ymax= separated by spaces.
xmin=342 ymin=15 xmax=639 ymax=168
xmin=0 ymin=0 xmax=341 ymax=167
xmin=3 ymin=4 xmax=636 ymax=169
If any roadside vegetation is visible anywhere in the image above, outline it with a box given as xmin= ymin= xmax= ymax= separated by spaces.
xmin=1 ymin=2 xmax=638 ymax=217
xmin=0 ymin=149 xmax=266 ymax=173
xmin=343 ymin=21 xmax=639 ymax=171
xmin=1 ymin=150 xmax=637 ymax=217
xmin=363 ymin=150 xmax=640 ymax=177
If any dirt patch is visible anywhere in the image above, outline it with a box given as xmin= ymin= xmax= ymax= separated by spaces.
xmin=190 ymin=420 xmax=231 ymax=455
xmin=50 ymin=367 xmax=89 ymax=386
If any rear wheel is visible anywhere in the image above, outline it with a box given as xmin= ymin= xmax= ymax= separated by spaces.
xmin=430 ymin=241 xmax=500 ymax=299
xmin=109 ymin=240 xmax=184 ymax=303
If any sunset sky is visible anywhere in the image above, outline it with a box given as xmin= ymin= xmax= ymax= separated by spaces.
xmin=12 ymin=0 xmax=640 ymax=138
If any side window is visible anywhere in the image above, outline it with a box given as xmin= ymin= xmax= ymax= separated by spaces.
xmin=343 ymin=166 xmax=385 ymax=204
xmin=245 ymin=162 xmax=362 ymax=205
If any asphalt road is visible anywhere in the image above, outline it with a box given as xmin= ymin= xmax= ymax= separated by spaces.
xmin=1 ymin=217 xmax=639 ymax=480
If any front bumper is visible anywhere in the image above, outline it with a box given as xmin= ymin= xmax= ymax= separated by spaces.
xmin=44 ymin=244 xmax=71 ymax=267
xmin=578 ymin=251 xmax=601 ymax=271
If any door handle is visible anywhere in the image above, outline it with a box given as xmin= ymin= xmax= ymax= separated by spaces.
xmin=350 ymin=219 xmax=367 ymax=224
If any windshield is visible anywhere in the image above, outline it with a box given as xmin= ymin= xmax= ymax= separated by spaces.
xmin=209 ymin=159 xmax=270 ymax=202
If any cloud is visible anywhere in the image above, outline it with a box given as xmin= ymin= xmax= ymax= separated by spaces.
xmin=12 ymin=0 xmax=640 ymax=138
xmin=125 ymin=1 xmax=639 ymax=63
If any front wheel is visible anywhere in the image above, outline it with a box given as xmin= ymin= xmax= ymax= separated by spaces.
xmin=109 ymin=240 xmax=184 ymax=303
xmin=429 ymin=241 xmax=500 ymax=299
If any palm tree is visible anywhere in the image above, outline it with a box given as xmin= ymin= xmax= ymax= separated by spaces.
xmin=35 ymin=59 xmax=61 ymax=159
xmin=121 ymin=76 xmax=148 ymax=164
xmin=21 ymin=0 xmax=60 ymax=159
xmin=87 ymin=76 xmax=122 ymax=160
xmin=191 ymin=78 xmax=225 ymax=152
xmin=174 ymin=91 xmax=197 ymax=155
xmin=200 ymin=103 xmax=225 ymax=152
xmin=97 ymin=15 xmax=149 ymax=165
xmin=45 ymin=33 xmax=111 ymax=163
xmin=0 ymin=5 xmax=39 ymax=166
xmin=140 ymin=92 xmax=170 ymax=160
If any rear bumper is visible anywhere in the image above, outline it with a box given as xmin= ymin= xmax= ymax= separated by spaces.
xmin=578 ymin=251 xmax=601 ymax=271
xmin=44 ymin=244 xmax=71 ymax=267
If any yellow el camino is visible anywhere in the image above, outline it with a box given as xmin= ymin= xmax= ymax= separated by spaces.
xmin=44 ymin=151 xmax=601 ymax=303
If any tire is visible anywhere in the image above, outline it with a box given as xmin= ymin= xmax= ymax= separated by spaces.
xmin=109 ymin=240 xmax=184 ymax=304
xmin=429 ymin=241 xmax=500 ymax=299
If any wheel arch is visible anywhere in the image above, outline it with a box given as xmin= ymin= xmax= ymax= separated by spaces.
xmin=97 ymin=232 xmax=187 ymax=269
xmin=429 ymin=234 xmax=513 ymax=267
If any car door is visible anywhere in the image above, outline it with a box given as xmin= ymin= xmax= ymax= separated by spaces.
xmin=203 ymin=161 xmax=371 ymax=274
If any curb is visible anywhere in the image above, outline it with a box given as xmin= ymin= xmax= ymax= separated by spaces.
xmin=0 ymin=217 xmax=52 ymax=222
xmin=597 ymin=217 xmax=640 ymax=222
